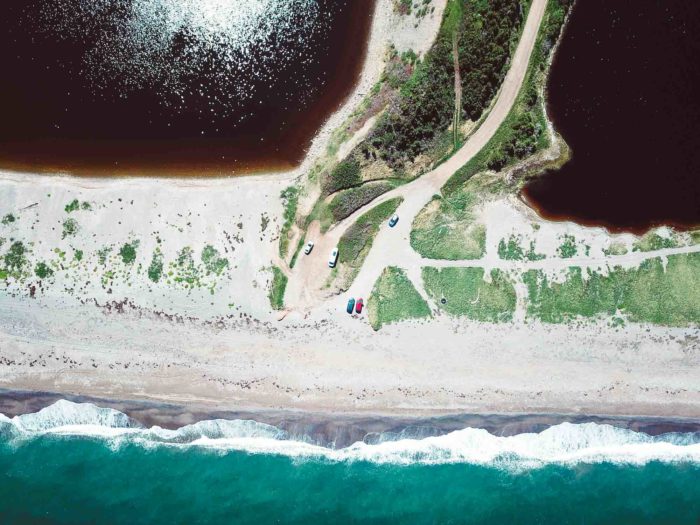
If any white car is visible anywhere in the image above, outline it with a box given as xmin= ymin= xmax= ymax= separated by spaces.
xmin=303 ymin=241 xmax=314 ymax=255
xmin=328 ymin=247 xmax=339 ymax=268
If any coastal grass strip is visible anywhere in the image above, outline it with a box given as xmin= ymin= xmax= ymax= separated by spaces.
xmin=410 ymin=190 xmax=486 ymax=260
xmin=423 ymin=267 xmax=517 ymax=322
xmin=368 ymin=266 xmax=432 ymax=331
xmin=523 ymin=252 xmax=700 ymax=326
xmin=268 ymin=266 xmax=288 ymax=311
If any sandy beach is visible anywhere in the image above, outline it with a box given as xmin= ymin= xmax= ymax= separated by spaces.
xmin=0 ymin=288 xmax=698 ymax=420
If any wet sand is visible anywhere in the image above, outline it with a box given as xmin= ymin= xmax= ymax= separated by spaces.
xmin=2 ymin=389 xmax=698 ymax=448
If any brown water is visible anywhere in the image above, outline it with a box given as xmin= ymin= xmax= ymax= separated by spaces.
xmin=0 ymin=0 xmax=376 ymax=177
xmin=523 ymin=0 xmax=700 ymax=233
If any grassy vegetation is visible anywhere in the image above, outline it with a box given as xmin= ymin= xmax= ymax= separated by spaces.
xmin=603 ymin=242 xmax=628 ymax=256
xmin=147 ymin=248 xmax=164 ymax=283
xmin=423 ymin=267 xmax=517 ymax=322
xmin=62 ymin=218 xmax=79 ymax=239
xmin=119 ymin=242 xmax=138 ymax=265
xmin=632 ymin=232 xmax=679 ymax=252
xmin=288 ymin=235 xmax=306 ymax=270
xmin=556 ymin=234 xmax=578 ymax=258
xmin=498 ymin=234 xmax=545 ymax=261
xmin=34 ymin=261 xmax=53 ymax=279
xmin=64 ymin=199 xmax=91 ymax=213
xmin=411 ymin=190 xmax=486 ymax=260
xmin=201 ymin=245 xmax=228 ymax=275
xmin=4 ymin=241 xmax=27 ymax=277
xmin=368 ymin=266 xmax=431 ymax=330
xmin=279 ymin=186 xmax=300 ymax=258
xmin=336 ymin=198 xmax=403 ymax=289
xmin=442 ymin=0 xmax=572 ymax=195
xmin=2 ymin=214 xmax=15 ymax=225
xmin=522 ymin=253 xmax=700 ymax=326
xmin=691 ymin=230 xmax=700 ymax=245
xmin=321 ymin=159 xmax=362 ymax=196
xmin=325 ymin=181 xmax=398 ymax=226
xmin=268 ymin=266 xmax=288 ymax=310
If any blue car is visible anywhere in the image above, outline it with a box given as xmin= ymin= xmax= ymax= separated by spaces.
xmin=346 ymin=298 xmax=356 ymax=314
xmin=388 ymin=214 xmax=399 ymax=227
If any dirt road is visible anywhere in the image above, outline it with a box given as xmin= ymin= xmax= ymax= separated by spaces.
xmin=285 ymin=0 xmax=548 ymax=310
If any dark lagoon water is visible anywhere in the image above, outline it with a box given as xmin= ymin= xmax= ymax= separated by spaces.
xmin=0 ymin=0 xmax=375 ymax=176
xmin=523 ymin=0 xmax=700 ymax=233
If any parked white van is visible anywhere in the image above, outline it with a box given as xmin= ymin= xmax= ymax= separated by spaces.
xmin=328 ymin=247 xmax=339 ymax=268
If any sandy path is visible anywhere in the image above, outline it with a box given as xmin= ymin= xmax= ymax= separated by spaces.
xmin=286 ymin=0 xmax=548 ymax=309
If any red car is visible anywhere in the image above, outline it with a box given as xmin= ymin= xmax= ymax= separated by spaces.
xmin=355 ymin=298 xmax=364 ymax=314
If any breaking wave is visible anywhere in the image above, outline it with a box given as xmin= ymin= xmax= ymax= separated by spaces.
xmin=1 ymin=401 xmax=699 ymax=469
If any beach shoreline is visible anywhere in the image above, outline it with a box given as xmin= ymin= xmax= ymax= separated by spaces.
xmin=2 ymin=388 xmax=699 ymax=449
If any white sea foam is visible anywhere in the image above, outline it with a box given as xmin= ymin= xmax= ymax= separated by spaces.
xmin=1 ymin=401 xmax=699 ymax=468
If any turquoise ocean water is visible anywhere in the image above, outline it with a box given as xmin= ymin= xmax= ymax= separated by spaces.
xmin=1 ymin=401 xmax=699 ymax=524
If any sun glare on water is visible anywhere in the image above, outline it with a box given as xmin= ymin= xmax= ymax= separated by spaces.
xmin=33 ymin=0 xmax=324 ymax=117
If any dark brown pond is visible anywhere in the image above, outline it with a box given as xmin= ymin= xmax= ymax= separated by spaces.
xmin=522 ymin=0 xmax=700 ymax=233
xmin=0 ymin=0 xmax=375 ymax=177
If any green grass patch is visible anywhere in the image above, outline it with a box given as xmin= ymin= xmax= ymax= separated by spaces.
xmin=147 ymin=248 xmax=164 ymax=283
xmin=4 ymin=241 xmax=27 ymax=274
xmin=34 ymin=261 xmax=53 ymax=279
xmin=97 ymin=247 xmax=112 ymax=265
xmin=268 ymin=266 xmax=288 ymax=310
xmin=278 ymin=186 xmax=300 ymax=258
xmin=336 ymin=197 xmax=403 ymax=290
xmin=201 ymin=245 xmax=228 ymax=275
xmin=289 ymin=235 xmax=306 ymax=270
xmin=423 ymin=266 xmax=517 ymax=322
xmin=523 ymin=253 xmax=700 ymax=326
xmin=632 ymin=232 xmax=678 ymax=252
xmin=411 ymin=191 xmax=486 ymax=260
xmin=62 ymin=218 xmax=79 ymax=239
xmin=322 ymin=158 xmax=362 ymax=196
xmin=603 ymin=242 xmax=628 ymax=256
xmin=327 ymin=181 xmax=398 ymax=225
xmin=497 ymin=234 xmax=545 ymax=261
xmin=556 ymin=234 xmax=578 ymax=258
xmin=368 ymin=266 xmax=431 ymax=330
xmin=119 ymin=241 xmax=138 ymax=265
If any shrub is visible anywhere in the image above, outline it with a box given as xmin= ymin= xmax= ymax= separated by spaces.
xmin=322 ymin=158 xmax=362 ymax=195
xmin=147 ymin=248 xmax=164 ymax=283
xmin=201 ymin=245 xmax=228 ymax=275
xmin=4 ymin=241 xmax=27 ymax=272
xmin=119 ymin=242 xmax=138 ymax=264
xmin=328 ymin=182 xmax=395 ymax=223
xmin=62 ymin=218 xmax=79 ymax=239
xmin=64 ymin=199 xmax=80 ymax=213
xmin=34 ymin=262 xmax=53 ymax=279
